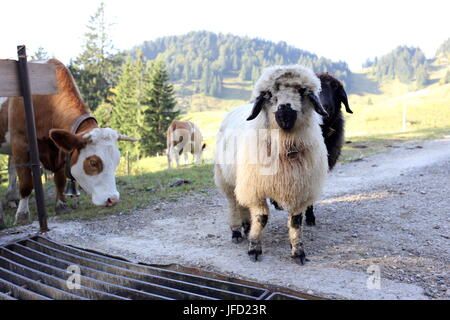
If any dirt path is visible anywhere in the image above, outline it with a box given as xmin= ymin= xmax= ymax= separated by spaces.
xmin=2 ymin=137 xmax=449 ymax=299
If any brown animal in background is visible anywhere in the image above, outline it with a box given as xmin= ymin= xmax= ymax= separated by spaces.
xmin=166 ymin=120 xmax=206 ymax=168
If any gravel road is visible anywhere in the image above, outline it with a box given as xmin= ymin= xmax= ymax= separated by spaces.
xmin=2 ymin=137 xmax=449 ymax=300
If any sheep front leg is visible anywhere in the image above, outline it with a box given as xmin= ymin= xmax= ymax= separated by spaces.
xmin=288 ymin=212 xmax=307 ymax=265
xmin=247 ymin=204 xmax=269 ymax=262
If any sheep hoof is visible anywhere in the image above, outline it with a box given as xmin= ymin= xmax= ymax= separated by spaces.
xmin=232 ymin=231 xmax=244 ymax=244
xmin=248 ymin=240 xmax=262 ymax=262
xmin=292 ymin=250 xmax=307 ymax=265
xmin=305 ymin=218 xmax=316 ymax=226
xmin=248 ymin=250 xmax=262 ymax=262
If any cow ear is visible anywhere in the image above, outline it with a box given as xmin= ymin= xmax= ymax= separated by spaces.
xmin=307 ymin=92 xmax=328 ymax=117
xmin=247 ymin=92 xmax=269 ymax=121
xmin=339 ymin=87 xmax=353 ymax=114
xmin=49 ymin=129 xmax=87 ymax=153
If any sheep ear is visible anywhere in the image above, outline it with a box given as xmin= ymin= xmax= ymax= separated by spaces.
xmin=308 ymin=92 xmax=328 ymax=117
xmin=339 ymin=87 xmax=353 ymax=114
xmin=246 ymin=93 xmax=266 ymax=121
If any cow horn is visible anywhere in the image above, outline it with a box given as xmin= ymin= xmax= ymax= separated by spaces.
xmin=118 ymin=134 xmax=140 ymax=142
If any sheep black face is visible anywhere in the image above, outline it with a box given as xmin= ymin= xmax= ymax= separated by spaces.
xmin=247 ymin=81 xmax=327 ymax=131
xmin=318 ymin=74 xmax=353 ymax=122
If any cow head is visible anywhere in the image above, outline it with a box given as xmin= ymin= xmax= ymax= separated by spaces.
xmin=50 ymin=128 xmax=137 ymax=207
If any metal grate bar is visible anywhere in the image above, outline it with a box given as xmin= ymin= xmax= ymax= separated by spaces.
xmin=0 ymin=264 xmax=85 ymax=300
xmin=9 ymin=242 xmax=249 ymax=300
xmin=30 ymin=237 xmax=267 ymax=299
xmin=0 ymin=236 xmax=316 ymax=300
xmin=0 ymin=254 xmax=125 ymax=300
xmin=0 ymin=246 xmax=171 ymax=300
xmin=265 ymin=292 xmax=305 ymax=300
xmin=17 ymin=240 xmax=222 ymax=300
xmin=0 ymin=277 xmax=50 ymax=300
xmin=0 ymin=291 xmax=17 ymax=300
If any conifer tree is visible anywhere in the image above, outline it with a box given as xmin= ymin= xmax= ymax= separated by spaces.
xmin=415 ymin=65 xmax=428 ymax=89
xmin=110 ymin=56 xmax=143 ymax=160
xmin=69 ymin=2 xmax=122 ymax=111
xmin=141 ymin=60 xmax=179 ymax=156
xmin=32 ymin=47 xmax=50 ymax=60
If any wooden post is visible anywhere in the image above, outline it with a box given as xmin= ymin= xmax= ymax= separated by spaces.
xmin=17 ymin=45 xmax=48 ymax=232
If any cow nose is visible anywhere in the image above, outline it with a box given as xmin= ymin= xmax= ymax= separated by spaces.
xmin=105 ymin=197 xmax=119 ymax=207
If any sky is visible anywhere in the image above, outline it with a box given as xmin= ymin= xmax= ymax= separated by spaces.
xmin=1 ymin=0 xmax=449 ymax=71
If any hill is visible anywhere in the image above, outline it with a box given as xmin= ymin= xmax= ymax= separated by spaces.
xmin=435 ymin=37 xmax=450 ymax=59
xmin=180 ymin=43 xmax=450 ymax=162
xmin=133 ymin=32 xmax=449 ymax=113
xmin=133 ymin=31 xmax=352 ymax=110
xmin=364 ymin=46 xmax=429 ymax=88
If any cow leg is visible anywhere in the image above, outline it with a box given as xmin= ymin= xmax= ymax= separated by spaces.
xmin=167 ymin=150 xmax=172 ymax=169
xmin=194 ymin=150 xmax=202 ymax=165
xmin=54 ymin=168 xmax=70 ymax=214
xmin=168 ymin=146 xmax=180 ymax=168
xmin=12 ymin=140 xmax=34 ymax=225
xmin=247 ymin=202 xmax=269 ymax=262
xmin=183 ymin=150 xmax=189 ymax=165
xmin=174 ymin=151 xmax=180 ymax=167
xmin=5 ymin=156 xmax=20 ymax=208
xmin=288 ymin=211 xmax=307 ymax=265
xmin=14 ymin=166 xmax=33 ymax=225
xmin=305 ymin=205 xmax=316 ymax=226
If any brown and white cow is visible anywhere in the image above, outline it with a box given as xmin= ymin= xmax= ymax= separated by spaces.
xmin=166 ymin=120 xmax=206 ymax=168
xmin=0 ymin=59 xmax=137 ymax=225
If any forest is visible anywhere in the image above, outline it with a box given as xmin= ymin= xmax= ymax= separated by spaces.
xmin=134 ymin=31 xmax=353 ymax=96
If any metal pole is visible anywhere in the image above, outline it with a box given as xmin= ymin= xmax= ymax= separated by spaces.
xmin=17 ymin=45 xmax=48 ymax=232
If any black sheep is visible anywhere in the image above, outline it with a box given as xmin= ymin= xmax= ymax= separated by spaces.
xmin=271 ymin=72 xmax=353 ymax=225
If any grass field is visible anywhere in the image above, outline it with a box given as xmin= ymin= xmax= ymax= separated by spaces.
xmin=0 ymin=164 xmax=215 ymax=228
xmin=1 ymin=64 xmax=449 ymax=230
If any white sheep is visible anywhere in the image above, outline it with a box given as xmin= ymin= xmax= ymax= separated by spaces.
xmin=214 ymin=65 xmax=329 ymax=264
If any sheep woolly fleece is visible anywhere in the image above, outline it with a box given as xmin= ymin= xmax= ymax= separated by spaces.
xmin=251 ymin=64 xmax=322 ymax=100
